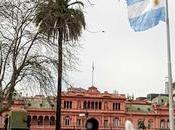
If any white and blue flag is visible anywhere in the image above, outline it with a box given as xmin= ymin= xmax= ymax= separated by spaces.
xmin=126 ymin=0 xmax=165 ymax=31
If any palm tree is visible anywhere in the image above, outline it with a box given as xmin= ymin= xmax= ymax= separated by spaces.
xmin=34 ymin=0 xmax=86 ymax=129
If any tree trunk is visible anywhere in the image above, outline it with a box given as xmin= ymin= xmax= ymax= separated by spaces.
xmin=56 ymin=29 xmax=63 ymax=130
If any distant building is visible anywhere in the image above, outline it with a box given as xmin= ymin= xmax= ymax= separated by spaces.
xmin=0 ymin=86 xmax=173 ymax=130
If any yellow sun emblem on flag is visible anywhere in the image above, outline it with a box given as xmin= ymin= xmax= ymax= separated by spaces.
xmin=154 ymin=0 xmax=159 ymax=6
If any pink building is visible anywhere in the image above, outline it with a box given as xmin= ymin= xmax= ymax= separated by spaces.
xmin=0 ymin=86 xmax=172 ymax=130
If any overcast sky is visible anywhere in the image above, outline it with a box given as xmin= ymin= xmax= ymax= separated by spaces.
xmin=66 ymin=0 xmax=175 ymax=98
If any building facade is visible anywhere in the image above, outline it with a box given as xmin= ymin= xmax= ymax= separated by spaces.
xmin=0 ymin=86 xmax=172 ymax=130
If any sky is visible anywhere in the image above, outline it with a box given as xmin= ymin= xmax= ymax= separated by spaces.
xmin=66 ymin=0 xmax=175 ymax=98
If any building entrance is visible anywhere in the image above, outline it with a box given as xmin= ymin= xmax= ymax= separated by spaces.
xmin=85 ymin=118 xmax=99 ymax=130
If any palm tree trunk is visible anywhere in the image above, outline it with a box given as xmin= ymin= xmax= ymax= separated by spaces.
xmin=56 ymin=29 xmax=63 ymax=130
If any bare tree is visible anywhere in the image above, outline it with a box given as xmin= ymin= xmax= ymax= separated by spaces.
xmin=0 ymin=0 xmax=79 ymax=113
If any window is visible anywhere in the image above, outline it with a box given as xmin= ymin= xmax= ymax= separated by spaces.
xmin=77 ymin=119 xmax=81 ymax=126
xmin=147 ymin=108 xmax=151 ymax=112
xmin=64 ymin=116 xmax=70 ymax=126
xmin=83 ymin=101 xmax=102 ymax=110
xmin=167 ymin=119 xmax=169 ymax=128
xmin=118 ymin=103 xmax=120 ymax=110
xmin=64 ymin=101 xmax=66 ymax=108
xmin=27 ymin=116 xmax=31 ymax=127
xmin=91 ymin=102 xmax=94 ymax=109
xmin=32 ymin=116 xmax=37 ymax=125
xmin=113 ymin=118 xmax=120 ymax=127
xmin=148 ymin=119 xmax=153 ymax=129
xmin=137 ymin=108 xmax=141 ymax=111
xmin=137 ymin=120 xmax=145 ymax=129
xmin=113 ymin=103 xmax=121 ymax=110
xmin=50 ymin=116 xmax=55 ymax=125
xmin=160 ymin=119 xmax=165 ymax=128
xmin=104 ymin=120 xmax=108 ymax=128
xmin=88 ymin=101 xmax=90 ymax=109
xmin=44 ymin=116 xmax=49 ymax=125
xmin=51 ymin=104 xmax=54 ymax=108
xmin=161 ymin=99 xmax=164 ymax=103
xmin=83 ymin=101 xmax=87 ymax=109
xmin=113 ymin=103 xmax=115 ymax=110
xmin=38 ymin=116 xmax=43 ymax=126
xmin=95 ymin=102 xmax=98 ymax=109
xmin=70 ymin=101 xmax=72 ymax=108
xmin=99 ymin=102 xmax=102 ymax=110
xmin=67 ymin=101 xmax=69 ymax=108
xmin=63 ymin=101 xmax=72 ymax=109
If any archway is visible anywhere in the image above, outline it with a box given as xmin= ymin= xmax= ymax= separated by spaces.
xmin=85 ymin=118 xmax=99 ymax=130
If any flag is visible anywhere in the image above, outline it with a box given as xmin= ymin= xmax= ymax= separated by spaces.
xmin=126 ymin=0 xmax=165 ymax=31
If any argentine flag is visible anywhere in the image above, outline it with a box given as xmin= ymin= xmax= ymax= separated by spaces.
xmin=126 ymin=0 xmax=165 ymax=31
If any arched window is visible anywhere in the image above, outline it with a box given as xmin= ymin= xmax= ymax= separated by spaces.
xmin=67 ymin=101 xmax=69 ymax=108
xmin=160 ymin=119 xmax=165 ymax=128
xmin=32 ymin=116 xmax=37 ymax=125
xmin=44 ymin=116 xmax=49 ymax=125
xmin=77 ymin=118 xmax=81 ymax=126
xmin=118 ymin=103 xmax=121 ymax=110
xmin=70 ymin=101 xmax=72 ymax=108
xmin=64 ymin=101 xmax=66 ymax=108
xmin=27 ymin=115 xmax=31 ymax=128
xmin=115 ymin=103 xmax=118 ymax=110
xmin=167 ymin=119 xmax=169 ymax=128
xmin=38 ymin=116 xmax=43 ymax=126
xmin=50 ymin=116 xmax=55 ymax=125
xmin=95 ymin=102 xmax=98 ymax=109
xmin=148 ymin=119 xmax=153 ymax=129
xmin=99 ymin=102 xmax=102 ymax=110
xmin=83 ymin=101 xmax=87 ymax=109
xmin=64 ymin=116 xmax=70 ymax=126
xmin=137 ymin=119 xmax=145 ymax=129
xmin=113 ymin=118 xmax=120 ymax=127
xmin=113 ymin=103 xmax=115 ymax=110
xmin=91 ymin=102 xmax=94 ymax=109
xmin=88 ymin=101 xmax=90 ymax=109
xmin=27 ymin=115 xmax=31 ymax=122
xmin=104 ymin=118 xmax=108 ymax=128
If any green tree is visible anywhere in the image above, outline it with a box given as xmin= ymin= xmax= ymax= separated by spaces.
xmin=34 ymin=0 xmax=86 ymax=129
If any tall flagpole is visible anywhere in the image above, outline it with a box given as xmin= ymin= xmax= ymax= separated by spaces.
xmin=165 ymin=0 xmax=174 ymax=129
